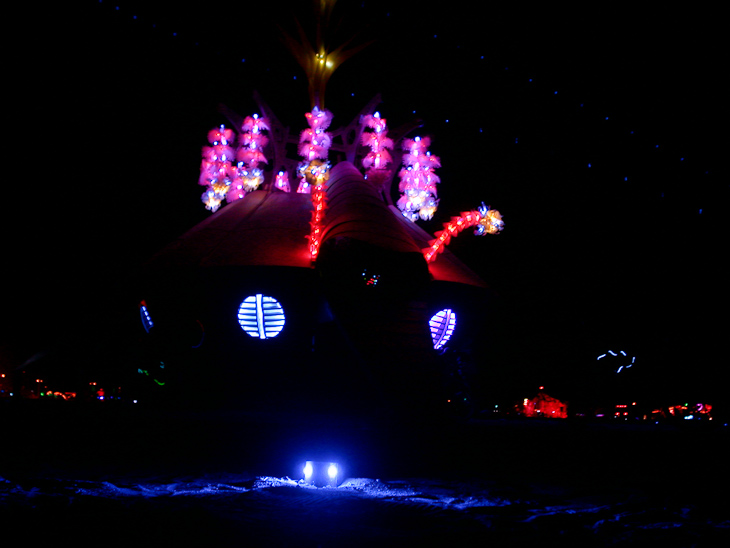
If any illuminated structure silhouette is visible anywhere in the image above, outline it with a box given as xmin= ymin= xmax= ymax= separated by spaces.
xmin=134 ymin=3 xmax=504 ymax=415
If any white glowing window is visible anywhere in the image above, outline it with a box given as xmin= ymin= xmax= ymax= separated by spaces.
xmin=237 ymin=294 xmax=286 ymax=339
xmin=430 ymin=308 xmax=456 ymax=350
xmin=139 ymin=302 xmax=154 ymax=333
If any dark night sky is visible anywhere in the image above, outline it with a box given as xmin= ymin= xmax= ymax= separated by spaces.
xmin=3 ymin=2 xmax=727 ymax=406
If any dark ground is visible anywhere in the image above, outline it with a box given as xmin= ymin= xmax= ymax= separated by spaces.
xmin=2 ymin=399 xmax=728 ymax=546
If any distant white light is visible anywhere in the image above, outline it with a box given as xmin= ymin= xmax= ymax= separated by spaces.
xmin=430 ymin=309 xmax=456 ymax=350
xmin=237 ymin=294 xmax=286 ymax=339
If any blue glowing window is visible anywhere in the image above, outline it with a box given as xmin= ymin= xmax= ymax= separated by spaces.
xmin=430 ymin=308 xmax=456 ymax=350
xmin=237 ymin=294 xmax=286 ymax=339
xmin=139 ymin=302 xmax=154 ymax=333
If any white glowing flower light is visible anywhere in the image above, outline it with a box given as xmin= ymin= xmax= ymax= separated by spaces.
xmin=198 ymin=116 xmax=269 ymax=211
xmin=274 ymin=171 xmax=291 ymax=192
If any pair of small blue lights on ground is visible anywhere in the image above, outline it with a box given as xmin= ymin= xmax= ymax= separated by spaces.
xmin=302 ymin=460 xmax=340 ymax=488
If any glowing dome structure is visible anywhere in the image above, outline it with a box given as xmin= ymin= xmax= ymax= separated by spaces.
xmin=133 ymin=5 xmax=503 ymax=414
xmin=135 ymin=93 xmax=502 ymax=415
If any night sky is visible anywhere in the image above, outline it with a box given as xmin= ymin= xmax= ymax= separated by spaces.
xmin=4 ymin=2 xmax=726 ymax=408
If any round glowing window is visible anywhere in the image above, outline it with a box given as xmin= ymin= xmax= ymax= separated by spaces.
xmin=237 ymin=294 xmax=286 ymax=339
xmin=429 ymin=308 xmax=456 ymax=350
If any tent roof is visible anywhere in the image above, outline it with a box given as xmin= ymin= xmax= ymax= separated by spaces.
xmin=143 ymin=166 xmax=488 ymax=289
xmin=144 ymin=190 xmax=314 ymax=271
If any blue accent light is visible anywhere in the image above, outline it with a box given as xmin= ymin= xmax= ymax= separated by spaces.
xmin=139 ymin=303 xmax=154 ymax=333
xmin=598 ymin=350 xmax=636 ymax=372
xmin=237 ymin=294 xmax=286 ymax=339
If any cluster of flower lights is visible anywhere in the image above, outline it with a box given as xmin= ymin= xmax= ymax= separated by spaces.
xmin=423 ymin=203 xmax=504 ymax=263
xmin=397 ymin=136 xmax=440 ymax=221
xmin=196 ymin=98 xmax=504 ymax=263
xmin=361 ymin=111 xmax=394 ymax=187
xmin=199 ymin=115 xmax=269 ymax=212
xmin=102 ymin=1 xmax=712 ymax=224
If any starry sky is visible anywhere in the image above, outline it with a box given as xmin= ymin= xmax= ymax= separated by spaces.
xmin=4 ymin=1 xmax=727 ymax=405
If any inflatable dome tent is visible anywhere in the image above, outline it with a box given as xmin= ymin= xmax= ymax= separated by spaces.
xmin=133 ymin=7 xmax=504 ymax=415
xmin=133 ymin=92 xmax=503 ymax=416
